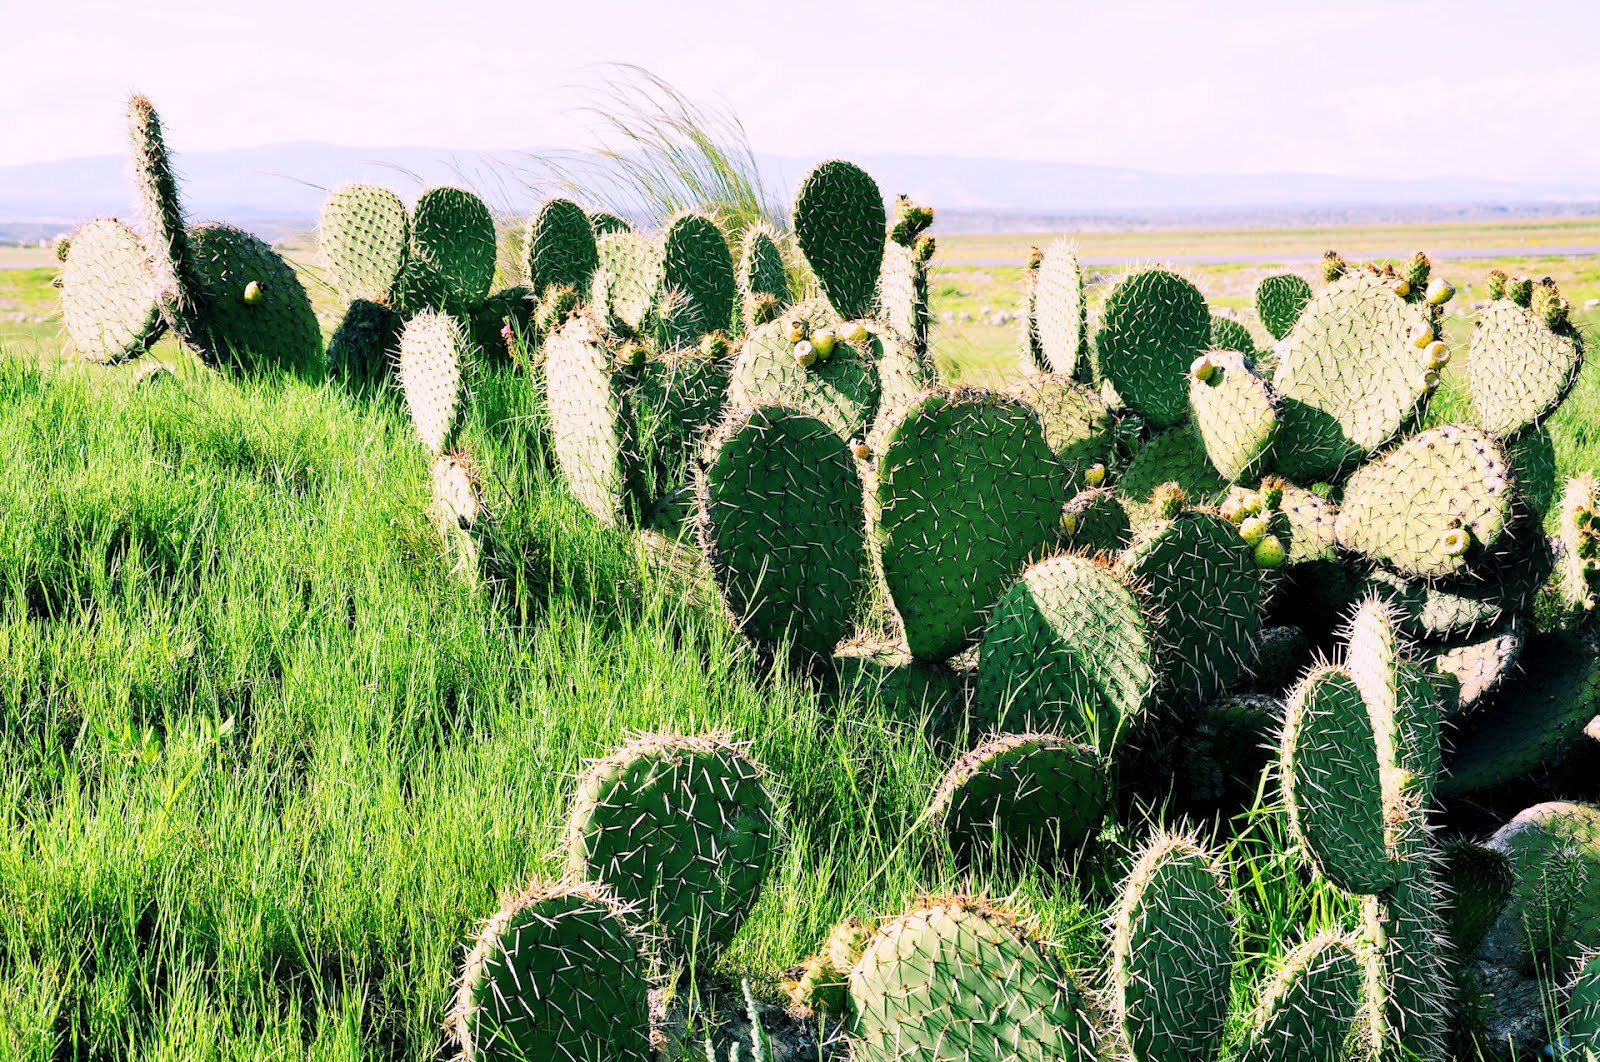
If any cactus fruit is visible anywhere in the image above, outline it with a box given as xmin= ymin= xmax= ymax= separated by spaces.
xmin=1006 ymin=374 xmax=1114 ymax=489
xmin=396 ymin=187 xmax=496 ymax=317
xmin=974 ymin=552 xmax=1157 ymax=748
xmin=566 ymin=733 xmax=777 ymax=958
xmin=593 ymin=230 xmax=666 ymax=332
xmin=1209 ymin=313 xmax=1256 ymax=356
xmin=327 ymin=298 xmax=404 ymax=387
xmin=525 ymin=197 xmax=599 ymax=299
xmin=1336 ymin=424 xmax=1515 ymax=580
xmin=1438 ymin=840 xmax=1514 ymax=956
xmin=398 ymin=309 xmax=470 ymax=456
xmin=58 ymin=217 xmax=166 ymax=362
xmin=1188 ymin=349 xmax=1281 ymax=482
xmin=1235 ymin=931 xmax=1365 ymax=1062
xmin=1090 ymin=269 xmax=1211 ymax=427
xmin=791 ymin=160 xmax=886 ymax=321
xmin=660 ymin=212 xmax=737 ymax=346
xmin=929 ymin=733 xmax=1107 ymax=866
xmin=318 ymin=183 xmax=409 ymax=304
xmin=1031 ymin=240 xmax=1089 ymax=376
xmin=450 ymin=880 xmax=652 ymax=1062
xmin=1111 ymin=831 xmax=1234 ymax=1062
xmin=873 ymin=389 xmax=1066 ymax=662
xmin=1272 ymin=267 xmax=1443 ymax=482
xmin=697 ymin=405 xmax=867 ymax=659
xmin=1254 ymin=273 xmax=1314 ymax=340
xmin=1469 ymin=273 xmax=1584 ymax=437
xmin=847 ymin=897 xmax=1099 ymax=1062
xmin=1060 ymin=487 xmax=1133 ymax=553
xmin=728 ymin=300 xmax=882 ymax=441
xmin=181 ymin=223 xmax=321 ymax=374
xmin=1481 ymin=801 xmax=1600 ymax=978
xmin=544 ymin=314 xmax=636 ymax=525
xmin=1118 ymin=426 xmax=1228 ymax=522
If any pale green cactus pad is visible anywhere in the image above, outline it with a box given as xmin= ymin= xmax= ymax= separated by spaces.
xmin=1189 ymin=350 xmax=1281 ymax=482
xmin=1468 ymin=281 xmax=1583 ymax=436
xmin=398 ymin=309 xmax=469 ymax=455
xmin=1362 ymin=518 xmax=1551 ymax=641
xmin=593 ymin=230 xmax=665 ymax=332
xmin=318 ymin=183 xmax=408 ymax=303
xmin=59 ymin=217 xmax=165 ymax=363
xmin=1032 ymin=239 xmax=1088 ymax=375
xmin=791 ymin=160 xmax=885 ymax=321
xmin=1236 ymin=931 xmax=1364 ymax=1062
xmin=545 ymin=314 xmax=634 ymax=525
xmin=1006 ymin=374 xmax=1114 ymax=490
xmin=1091 ymin=269 xmax=1210 ymax=427
xmin=1424 ymin=618 xmax=1524 ymax=716
xmin=1254 ymin=272 xmax=1313 ymax=340
xmin=728 ymin=300 xmax=880 ymax=441
xmin=1484 ymin=800 xmax=1600 ymax=976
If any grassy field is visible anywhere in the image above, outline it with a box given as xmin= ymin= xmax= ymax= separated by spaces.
xmin=1 ymin=218 xmax=1597 ymax=1058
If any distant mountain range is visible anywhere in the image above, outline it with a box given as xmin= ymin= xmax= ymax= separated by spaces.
xmin=3 ymin=142 xmax=1599 ymax=243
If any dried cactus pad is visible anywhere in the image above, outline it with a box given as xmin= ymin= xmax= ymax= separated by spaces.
xmin=1273 ymin=270 xmax=1439 ymax=482
xmin=847 ymin=899 xmax=1098 ymax=1062
xmin=1189 ymin=350 xmax=1280 ymax=482
xmin=59 ymin=218 xmax=165 ymax=363
xmin=728 ymin=301 xmax=879 ymax=440
xmin=929 ymin=733 xmax=1107 ymax=866
xmin=405 ymin=186 xmax=496 ymax=313
xmin=1111 ymin=832 xmax=1235 ymax=1062
xmin=1032 ymin=239 xmax=1088 ymax=375
xmin=566 ymin=733 xmax=777 ymax=958
xmin=544 ymin=315 xmax=633 ymax=526
xmin=398 ymin=309 xmax=469 ymax=455
xmin=1091 ymin=269 xmax=1210 ymax=427
xmin=1336 ymin=424 xmax=1515 ymax=580
xmin=697 ymin=405 xmax=868 ymax=658
xmin=791 ymin=160 xmax=886 ymax=320
xmin=973 ymin=552 xmax=1157 ymax=748
xmin=874 ymin=389 xmax=1067 ymax=662
xmin=181 ymin=223 xmax=321 ymax=374
xmin=1254 ymin=273 xmax=1313 ymax=340
xmin=1236 ymin=932 xmax=1364 ymax=1062
xmin=1007 ymin=374 xmax=1114 ymax=489
xmin=318 ymin=183 xmax=408 ymax=303
xmin=1468 ymin=289 xmax=1584 ymax=436
xmin=450 ymin=880 xmax=651 ymax=1062
xmin=593 ymin=230 xmax=665 ymax=331
xmin=524 ymin=197 xmax=598 ymax=298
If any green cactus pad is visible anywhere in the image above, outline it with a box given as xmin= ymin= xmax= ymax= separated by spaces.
xmin=318 ymin=183 xmax=408 ymax=303
xmin=847 ymin=898 xmax=1098 ymax=1062
xmin=1363 ymin=522 xmax=1550 ymax=641
xmin=1486 ymin=801 xmax=1600 ymax=976
xmin=660 ymin=212 xmax=736 ymax=344
xmin=1124 ymin=508 xmax=1264 ymax=710
xmin=469 ymin=286 xmax=533 ymax=367
xmin=1173 ymin=693 xmax=1281 ymax=813
xmin=973 ymin=552 xmax=1157 ymax=749
xmin=1365 ymin=871 xmax=1452 ymax=1062
xmin=127 ymin=95 xmax=191 ymax=327
xmin=1556 ymin=473 xmax=1600 ymax=619
xmin=1281 ymin=666 xmax=1398 ymax=894
xmin=1336 ymin=424 xmax=1515 ymax=580
xmin=1569 ymin=951 xmax=1600 ymax=1049
xmin=1468 ymin=287 xmax=1583 ymax=436
xmin=1509 ymin=423 xmax=1559 ymax=517
xmin=1344 ymin=596 xmax=1444 ymax=810
xmin=545 ymin=315 xmax=634 ymax=526
xmin=929 ymin=733 xmax=1107 ymax=866
xmin=1111 ymin=832 xmax=1234 ymax=1062
xmin=1032 ymin=240 xmax=1088 ymax=375
xmin=873 ymin=326 xmax=939 ymax=436
xmin=590 ymin=211 xmax=631 ymax=236
xmin=565 ymin=733 xmax=777 ymax=958
xmin=1189 ymin=350 xmax=1281 ymax=482
xmin=878 ymin=239 xmax=930 ymax=356
xmin=629 ymin=346 xmax=731 ymax=518
xmin=737 ymin=224 xmax=789 ymax=305
xmin=1438 ymin=839 xmax=1514 ymax=956
xmin=791 ymin=160 xmax=885 ymax=320
xmin=1118 ymin=426 xmax=1228 ymax=521
xmin=728 ymin=301 xmax=879 ymax=441
xmin=404 ymin=186 xmax=496 ymax=314
xmin=525 ymin=198 xmax=599 ymax=299
xmin=874 ymin=389 xmax=1067 ymax=662
xmin=832 ymin=636 xmax=964 ymax=723
xmin=1424 ymin=618 xmax=1524 ymax=716
xmin=1254 ymin=273 xmax=1313 ymax=340
xmin=1208 ymin=313 xmax=1256 ymax=355
xmin=327 ymin=299 xmax=403 ymax=388
xmin=1236 ymin=931 xmax=1364 ymax=1062
xmin=180 ymin=224 xmax=321 ymax=374
xmin=593 ymin=230 xmax=665 ymax=332
xmin=397 ymin=309 xmax=469 ymax=455
xmin=697 ymin=405 xmax=867 ymax=659
xmin=1090 ymin=269 xmax=1210 ymax=427
xmin=1060 ymin=487 xmax=1132 ymax=554
xmin=59 ymin=218 xmax=165 ymax=363
xmin=1273 ymin=270 xmax=1440 ymax=481
xmin=449 ymin=880 xmax=651 ymax=1062
xmin=1006 ymin=374 xmax=1113 ymax=489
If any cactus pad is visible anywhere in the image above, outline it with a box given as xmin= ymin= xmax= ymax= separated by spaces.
xmin=525 ymin=197 xmax=598 ymax=299
xmin=1209 ymin=313 xmax=1256 ymax=355
xmin=1365 ymin=871 xmax=1452 ymax=1062
xmin=593 ymin=230 xmax=665 ymax=332
xmin=697 ymin=405 xmax=867 ymax=658
xmin=1189 ymin=350 xmax=1281 ymax=482
xmin=1250 ymin=626 xmax=1311 ymax=692
xmin=1090 ymin=269 xmax=1210 ymax=427
xmin=1569 ymin=950 xmax=1600 ymax=1050
xmin=1236 ymin=931 xmax=1364 ymax=1062
xmin=318 ymin=183 xmax=408 ymax=303
xmin=791 ymin=160 xmax=885 ymax=320
xmin=1468 ymin=282 xmax=1583 ymax=436
xmin=1424 ymin=618 xmax=1524 ymax=716
xmin=404 ymin=186 xmax=496 ymax=314
xmin=545 ymin=315 xmax=634 ymax=525
xmin=1364 ymin=524 xmax=1550 ymax=641
xmin=566 ymin=733 xmax=776 ymax=958
xmin=1032 ymin=240 xmax=1088 ymax=375
xmin=1254 ymin=273 xmax=1313 ymax=339
xmin=874 ymin=389 xmax=1066 ymax=661
xmin=59 ymin=218 xmax=165 ymax=363
xmin=180 ymin=223 xmax=321 ymax=374
xmin=127 ymin=95 xmax=190 ymax=325
xmin=398 ymin=309 xmax=469 ymax=455
xmin=660 ymin=212 xmax=736 ymax=344
xmin=1438 ymin=840 xmax=1514 ymax=955
xmin=1060 ymin=487 xmax=1132 ymax=554
xmin=728 ymin=301 xmax=879 ymax=440
xmin=1006 ymin=374 xmax=1114 ymax=488
xmin=1173 ymin=694 xmax=1281 ymax=813
xmin=327 ymin=298 xmax=403 ymax=388
xmin=590 ymin=211 xmax=630 ymax=236
xmin=1484 ymin=800 xmax=1600 ymax=975
xmin=1118 ymin=426 xmax=1228 ymax=522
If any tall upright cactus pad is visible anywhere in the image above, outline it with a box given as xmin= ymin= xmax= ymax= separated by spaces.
xmin=1254 ymin=273 xmax=1313 ymax=340
xmin=1124 ymin=508 xmax=1263 ymax=710
xmin=1032 ymin=240 xmax=1088 ymax=376
xmin=697 ymin=405 xmax=867 ymax=659
xmin=327 ymin=298 xmax=404 ymax=388
xmin=1208 ymin=313 xmax=1256 ymax=356
xmin=1188 ymin=350 xmax=1281 ymax=482
xmin=180 ymin=224 xmax=321 ymax=374
xmin=127 ymin=95 xmax=191 ymax=323
xmin=318 ymin=183 xmax=408 ymax=303
xmin=847 ymin=898 xmax=1099 ymax=1062
xmin=400 ymin=187 xmax=497 ymax=315
xmin=1235 ymin=932 xmax=1365 ymax=1062
xmin=1273 ymin=269 xmax=1441 ymax=482
xmin=1090 ymin=269 xmax=1210 ymax=427
xmin=1111 ymin=832 xmax=1234 ymax=1062
xmin=1118 ymin=426 xmax=1228 ymax=521
xmin=593 ymin=230 xmax=665 ymax=332
xmin=929 ymin=734 xmax=1107 ymax=866
xmin=1172 ymin=694 xmax=1281 ymax=814
xmin=1482 ymin=801 xmax=1600 ymax=977
xmin=874 ymin=389 xmax=1066 ymax=661
xmin=1344 ymin=596 xmax=1444 ymax=807
xmin=1556 ymin=473 xmax=1600 ymax=619
xmin=59 ymin=218 xmax=166 ymax=362
xmin=791 ymin=160 xmax=885 ymax=320
xmin=728 ymin=301 xmax=878 ymax=441
xmin=524 ymin=197 xmax=599 ymax=299
xmin=1060 ymin=487 xmax=1133 ymax=554
xmin=737 ymin=223 xmax=790 ymax=330
xmin=1336 ymin=424 xmax=1515 ymax=580
xmin=1468 ymin=275 xmax=1583 ymax=436
xmin=1006 ymin=374 xmax=1114 ymax=490
xmin=974 ymin=552 xmax=1157 ymax=748
xmin=630 ymin=345 xmax=730 ymax=514
xmin=660 ymin=212 xmax=737 ymax=344
xmin=1365 ymin=871 xmax=1452 ymax=1062
xmin=565 ymin=734 xmax=777 ymax=958
xmin=449 ymin=880 xmax=652 ymax=1062
xmin=879 ymin=237 xmax=932 ymax=357
xmin=1438 ymin=840 xmax=1514 ymax=956
xmin=545 ymin=315 xmax=634 ymax=525
xmin=398 ymin=309 xmax=469 ymax=455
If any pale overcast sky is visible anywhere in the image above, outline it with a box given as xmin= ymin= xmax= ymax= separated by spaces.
xmin=5 ymin=0 xmax=1600 ymax=182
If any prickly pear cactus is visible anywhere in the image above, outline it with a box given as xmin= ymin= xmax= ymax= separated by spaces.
xmin=660 ymin=212 xmax=737 ymax=345
xmin=127 ymin=95 xmax=191 ymax=327
xmin=327 ymin=298 xmax=403 ymax=388
xmin=58 ymin=217 xmax=165 ymax=363
xmin=1423 ymin=618 xmax=1524 ymax=715
xmin=873 ymin=389 xmax=1066 ymax=662
xmin=1060 ymin=487 xmax=1132 ymax=554
xmin=470 ymin=287 xmax=532 ymax=366
xmin=1208 ymin=313 xmax=1256 ymax=356
xmin=1118 ymin=426 xmax=1228 ymax=521
xmin=590 ymin=211 xmax=630 ymax=236
xmin=319 ymin=183 xmax=408 ymax=303
xmin=397 ymin=186 xmax=496 ymax=316
xmin=1172 ymin=693 xmax=1281 ymax=813
xmin=1468 ymin=274 xmax=1583 ymax=436
xmin=398 ymin=309 xmax=470 ymax=455
xmin=697 ymin=405 xmax=867 ymax=659
xmin=1188 ymin=349 xmax=1281 ymax=482
xmin=181 ymin=223 xmax=321 ymax=374
xmin=1006 ymin=374 xmax=1114 ymax=490
xmin=1364 ymin=521 xmax=1551 ymax=641
xmin=728 ymin=301 xmax=880 ymax=440
xmin=738 ymin=224 xmax=790 ymax=329
xmin=1438 ymin=839 xmax=1514 ymax=956
xmin=544 ymin=314 xmax=634 ymax=526
xmin=1482 ymin=801 xmax=1600 ymax=977
xmin=791 ymin=160 xmax=885 ymax=321
xmin=1250 ymin=626 xmax=1310 ymax=692
xmin=1336 ymin=423 xmax=1515 ymax=580
xmin=1364 ymin=871 xmax=1452 ymax=1062
xmin=593 ymin=230 xmax=665 ymax=332
xmin=1090 ymin=269 xmax=1210 ymax=428
xmin=1569 ymin=950 xmax=1600 ymax=1051
xmin=1031 ymin=240 xmax=1088 ymax=376
xmin=929 ymin=733 xmax=1107 ymax=866
xmin=450 ymin=880 xmax=652 ymax=1062
xmin=566 ymin=733 xmax=777 ymax=958
xmin=1235 ymin=931 xmax=1365 ymax=1062
xmin=847 ymin=897 xmax=1098 ymax=1062
xmin=1556 ymin=473 xmax=1600 ymax=619
xmin=525 ymin=197 xmax=599 ymax=299
xmin=1254 ymin=273 xmax=1313 ymax=340
xmin=1111 ymin=831 xmax=1234 ymax=1062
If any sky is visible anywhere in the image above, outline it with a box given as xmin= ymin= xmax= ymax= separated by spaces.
xmin=5 ymin=0 xmax=1600 ymax=183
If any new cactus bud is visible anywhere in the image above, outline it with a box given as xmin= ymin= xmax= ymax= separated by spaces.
xmin=1426 ymin=277 xmax=1455 ymax=306
xmin=793 ymin=340 xmax=818 ymax=368
xmin=1254 ymin=534 xmax=1287 ymax=568
xmin=1509 ymin=276 xmax=1533 ymax=307
xmin=242 ymin=280 xmax=263 ymax=305
xmin=1441 ymin=527 xmax=1470 ymax=557
xmin=1061 ymin=511 xmax=1079 ymax=535
xmin=1238 ymin=491 xmax=1264 ymax=518
xmin=1239 ymin=515 xmax=1268 ymax=547
xmin=788 ymin=318 xmax=809 ymax=342
xmin=1191 ymin=353 xmax=1219 ymax=383
xmin=1084 ymin=463 xmax=1107 ymax=487
xmin=1153 ymin=482 xmax=1188 ymax=520
xmin=888 ymin=195 xmax=935 ymax=246
xmin=1409 ymin=322 xmax=1434 ymax=348
xmin=1404 ymin=251 xmax=1431 ymax=289
xmin=615 ymin=340 xmax=647 ymax=371
xmin=746 ymin=292 xmax=781 ymax=327
xmin=812 ymin=328 xmax=838 ymax=360
xmin=1486 ymin=270 xmax=1508 ymax=300
xmin=1260 ymin=479 xmax=1286 ymax=511
xmin=1323 ymin=251 xmax=1348 ymax=282
xmin=700 ymin=331 xmax=731 ymax=361
xmin=1425 ymin=341 xmax=1450 ymax=369
xmin=1421 ymin=369 xmax=1440 ymax=390
xmin=1027 ymin=245 xmax=1044 ymax=270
